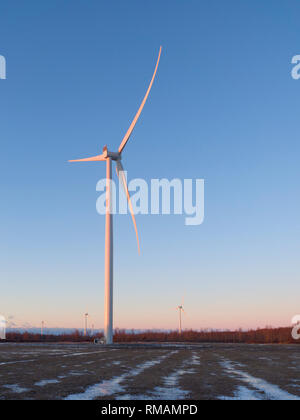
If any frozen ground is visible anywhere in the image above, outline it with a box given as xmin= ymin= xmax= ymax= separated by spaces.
xmin=0 ymin=342 xmax=299 ymax=400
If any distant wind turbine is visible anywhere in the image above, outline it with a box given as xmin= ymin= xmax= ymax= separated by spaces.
xmin=176 ymin=298 xmax=185 ymax=335
xmin=84 ymin=313 xmax=89 ymax=336
xmin=69 ymin=47 xmax=162 ymax=344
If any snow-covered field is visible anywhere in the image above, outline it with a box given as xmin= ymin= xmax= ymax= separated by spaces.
xmin=0 ymin=343 xmax=299 ymax=400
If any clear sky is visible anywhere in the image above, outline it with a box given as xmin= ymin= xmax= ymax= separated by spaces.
xmin=1 ymin=0 xmax=299 ymax=331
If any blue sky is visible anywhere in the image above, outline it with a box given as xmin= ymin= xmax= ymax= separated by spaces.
xmin=0 ymin=0 xmax=299 ymax=330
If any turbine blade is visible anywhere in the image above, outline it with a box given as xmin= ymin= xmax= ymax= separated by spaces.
xmin=116 ymin=160 xmax=140 ymax=254
xmin=118 ymin=47 xmax=162 ymax=154
xmin=69 ymin=154 xmax=106 ymax=162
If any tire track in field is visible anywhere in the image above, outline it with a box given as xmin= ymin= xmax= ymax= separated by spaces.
xmin=64 ymin=351 xmax=178 ymax=400
xmin=219 ymin=359 xmax=300 ymax=400
xmin=118 ymin=351 xmax=201 ymax=400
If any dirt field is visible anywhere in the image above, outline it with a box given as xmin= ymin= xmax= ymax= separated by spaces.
xmin=0 ymin=342 xmax=299 ymax=400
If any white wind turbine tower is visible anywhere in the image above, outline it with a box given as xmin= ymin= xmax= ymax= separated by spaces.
xmin=69 ymin=47 xmax=162 ymax=345
xmin=84 ymin=313 xmax=89 ymax=336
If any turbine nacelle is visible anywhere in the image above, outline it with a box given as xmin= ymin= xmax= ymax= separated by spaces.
xmin=102 ymin=145 xmax=121 ymax=161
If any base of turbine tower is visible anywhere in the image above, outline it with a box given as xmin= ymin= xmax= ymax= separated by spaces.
xmin=105 ymin=336 xmax=113 ymax=345
xmin=93 ymin=336 xmax=113 ymax=345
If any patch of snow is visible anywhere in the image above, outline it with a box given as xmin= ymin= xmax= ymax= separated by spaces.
xmin=220 ymin=360 xmax=300 ymax=401
xmin=119 ymin=353 xmax=199 ymax=400
xmin=118 ymin=393 xmax=149 ymax=400
xmin=220 ymin=386 xmax=263 ymax=401
xmin=35 ymin=379 xmax=60 ymax=387
xmin=69 ymin=373 xmax=83 ymax=376
xmin=191 ymin=352 xmax=200 ymax=365
xmin=62 ymin=351 xmax=104 ymax=358
xmin=3 ymin=384 xmax=30 ymax=394
xmin=65 ymin=352 xmax=176 ymax=400
xmin=0 ymin=359 xmax=35 ymax=366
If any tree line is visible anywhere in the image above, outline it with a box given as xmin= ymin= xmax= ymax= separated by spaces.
xmin=4 ymin=327 xmax=299 ymax=344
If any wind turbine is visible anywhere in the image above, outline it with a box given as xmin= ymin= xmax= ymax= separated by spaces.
xmin=69 ymin=47 xmax=162 ymax=345
xmin=176 ymin=299 xmax=185 ymax=335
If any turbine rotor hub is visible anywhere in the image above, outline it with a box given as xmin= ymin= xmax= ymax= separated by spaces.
xmin=102 ymin=145 xmax=121 ymax=161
